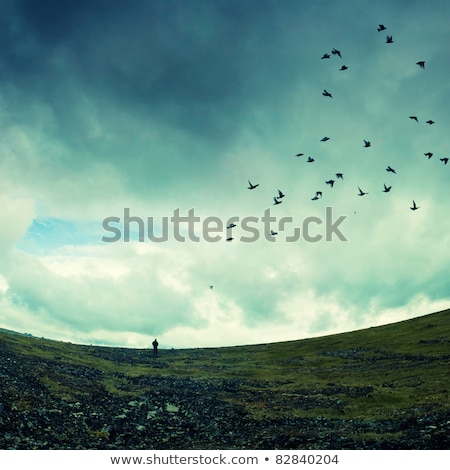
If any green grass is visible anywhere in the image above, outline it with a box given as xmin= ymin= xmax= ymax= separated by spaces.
xmin=1 ymin=308 xmax=449 ymax=422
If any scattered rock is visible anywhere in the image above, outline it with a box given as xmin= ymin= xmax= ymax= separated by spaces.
xmin=0 ymin=339 xmax=448 ymax=449
xmin=165 ymin=403 xmax=179 ymax=413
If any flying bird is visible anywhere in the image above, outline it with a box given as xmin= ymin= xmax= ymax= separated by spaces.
xmin=321 ymin=53 xmax=330 ymax=59
xmin=331 ymin=48 xmax=342 ymax=58
xmin=409 ymin=116 xmax=419 ymax=122
xmin=296 ymin=153 xmax=304 ymax=157
xmin=273 ymin=197 xmax=282 ymax=205
xmin=440 ymin=157 xmax=449 ymax=165
xmin=358 ymin=187 xmax=368 ymax=196
xmin=363 ymin=140 xmax=371 ymax=147
xmin=386 ymin=35 xmax=393 ymax=43
xmin=226 ymin=237 xmax=234 ymax=241
xmin=316 ymin=191 xmax=323 ymax=198
xmin=377 ymin=24 xmax=387 ymax=32
xmin=270 ymin=230 xmax=278 ymax=236
xmin=321 ymin=136 xmax=330 ymax=142
xmin=311 ymin=195 xmax=319 ymax=201
xmin=325 ymin=179 xmax=335 ymax=187
xmin=277 ymin=189 xmax=285 ymax=199
xmin=386 ymin=166 xmax=396 ymax=174
xmin=336 ymin=173 xmax=344 ymax=179
xmin=306 ymin=156 xmax=315 ymax=163
xmin=410 ymin=200 xmax=419 ymax=211
xmin=424 ymin=152 xmax=433 ymax=159
xmin=248 ymin=180 xmax=259 ymax=189
xmin=323 ymin=89 xmax=333 ymax=98
xmin=227 ymin=223 xmax=237 ymax=229
xmin=339 ymin=65 xmax=348 ymax=71
xmin=416 ymin=61 xmax=425 ymax=69
xmin=382 ymin=184 xmax=392 ymax=193
xmin=209 ymin=285 xmax=214 ymax=289
xmin=426 ymin=120 xmax=435 ymax=125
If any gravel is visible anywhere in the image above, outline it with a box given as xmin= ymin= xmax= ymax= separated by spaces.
xmin=1 ymin=346 xmax=448 ymax=449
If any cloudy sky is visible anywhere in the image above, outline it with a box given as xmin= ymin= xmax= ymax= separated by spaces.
xmin=0 ymin=0 xmax=449 ymax=348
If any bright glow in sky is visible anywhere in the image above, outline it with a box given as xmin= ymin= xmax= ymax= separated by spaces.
xmin=0 ymin=0 xmax=449 ymax=348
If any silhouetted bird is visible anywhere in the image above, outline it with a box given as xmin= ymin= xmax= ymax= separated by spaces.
xmin=316 ymin=191 xmax=323 ymax=198
xmin=248 ymin=180 xmax=259 ymax=189
xmin=306 ymin=156 xmax=315 ymax=163
xmin=323 ymin=89 xmax=333 ymax=98
xmin=409 ymin=116 xmax=419 ymax=122
xmin=424 ymin=152 xmax=433 ymax=159
xmin=321 ymin=53 xmax=330 ymax=59
xmin=377 ymin=24 xmax=387 ymax=32
xmin=273 ymin=197 xmax=282 ymax=205
xmin=336 ymin=173 xmax=344 ymax=179
xmin=270 ymin=230 xmax=278 ymax=236
xmin=426 ymin=120 xmax=434 ymax=125
xmin=358 ymin=187 xmax=368 ymax=196
xmin=325 ymin=179 xmax=335 ymax=187
xmin=296 ymin=153 xmax=304 ymax=157
xmin=386 ymin=35 xmax=393 ymax=43
xmin=321 ymin=136 xmax=330 ymax=142
xmin=363 ymin=140 xmax=371 ymax=147
xmin=311 ymin=195 xmax=319 ymax=201
xmin=209 ymin=285 xmax=214 ymax=289
xmin=382 ymin=184 xmax=392 ymax=193
xmin=416 ymin=61 xmax=425 ymax=69
xmin=331 ymin=48 xmax=342 ymax=58
xmin=226 ymin=237 xmax=234 ymax=241
xmin=440 ymin=157 xmax=449 ymax=165
xmin=339 ymin=65 xmax=348 ymax=71
xmin=386 ymin=166 xmax=396 ymax=174
xmin=410 ymin=200 xmax=419 ymax=211
xmin=227 ymin=223 xmax=237 ymax=229
xmin=277 ymin=189 xmax=285 ymax=199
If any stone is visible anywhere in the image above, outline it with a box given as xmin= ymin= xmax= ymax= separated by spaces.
xmin=165 ymin=403 xmax=179 ymax=413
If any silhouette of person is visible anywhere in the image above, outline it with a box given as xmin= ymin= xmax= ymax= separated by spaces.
xmin=152 ymin=339 xmax=159 ymax=358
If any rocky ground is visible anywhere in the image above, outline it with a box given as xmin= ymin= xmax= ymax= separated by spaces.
xmin=1 ymin=344 xmax=449 ymax=450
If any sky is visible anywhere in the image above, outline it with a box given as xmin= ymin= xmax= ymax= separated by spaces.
xmin=0 ymin=0 xmax=449 ymax=349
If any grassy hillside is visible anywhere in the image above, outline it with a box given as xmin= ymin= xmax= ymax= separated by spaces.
xmin=0 ymin=308 xmax=449 ymax=449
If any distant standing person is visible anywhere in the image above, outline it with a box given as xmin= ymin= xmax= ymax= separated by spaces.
xmin=152 ymin=339 xmax=159 ymax=358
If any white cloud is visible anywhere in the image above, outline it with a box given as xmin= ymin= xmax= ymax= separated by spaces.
xmin=0 ymin=195 xmax=35 ymax=254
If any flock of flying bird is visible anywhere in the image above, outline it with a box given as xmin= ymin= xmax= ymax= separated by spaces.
xmin=243 ymin=23 xmax=447 ymax=223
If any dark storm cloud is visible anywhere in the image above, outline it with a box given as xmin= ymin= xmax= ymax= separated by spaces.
xmin=17 ymin=0 xmax=116 ymax=43
xmin=1 ymin=0 xmax=308 ymax=143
